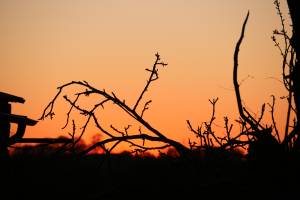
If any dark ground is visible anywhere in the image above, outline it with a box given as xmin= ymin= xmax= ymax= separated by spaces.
xmin=2 ymin=151 xmax=300 ymax=200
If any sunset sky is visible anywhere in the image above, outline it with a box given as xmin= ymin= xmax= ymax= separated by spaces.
xmin=0 ymin=0 xmax=291 ymax=150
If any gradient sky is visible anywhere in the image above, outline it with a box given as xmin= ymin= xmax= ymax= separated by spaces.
xmin=0 ymin=0 xmax=291 ymax=149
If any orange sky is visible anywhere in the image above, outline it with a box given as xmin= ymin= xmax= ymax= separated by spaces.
xmin=0 ymin=0 xmax=291 ymax=150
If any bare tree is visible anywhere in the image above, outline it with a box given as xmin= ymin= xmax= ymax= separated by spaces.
xmin=40 ymin=53 xmax=190 ymax=157
xmin=281 ymin=0 xmax=300 ymax=150
xmin=40 ymin=1 xmax=298 ymax=159
xmin=266 ymin=0 xmax=299 ymax=152
xmin=227 ymin=0 xmax=299 ymax=157
xmin=187 ymin=0 xmax=299 ymax=158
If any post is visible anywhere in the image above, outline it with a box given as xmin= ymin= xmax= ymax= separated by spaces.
xmin=0 ymin=101 xmax=11 ymax=181
xmin=0 ymin=101 xmax=11 ymax=160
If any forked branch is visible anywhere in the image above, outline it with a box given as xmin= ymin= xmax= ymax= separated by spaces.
xmin=40 ymin=54 xmax=189 ymax=156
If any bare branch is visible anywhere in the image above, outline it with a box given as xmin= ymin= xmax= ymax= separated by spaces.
xmin=268 ymin=95 xmax=280 ymax=142
xmin=40 ymin=55 xmax=190 ymax=157
xmin=78 ymin=134 xmax=164 ymax=156
xmin=133 ymin=53 xmax=167 ymax=111
xmin=62 ymin=94 xmax=80 ymax=129
xmin=256 ymin=103 xmax=266 ymax=126
xmin=233 ymin=11 xmax=261 ymax=132
xmin=40 ymin=82 xmax=74 ymax=120
xmin=110 ymin=125 xmax=125 ymax=136
xmin=141 ymin=100 xmax=152 ymax=118
xmin=187 ymin=98 xmax=223 ymax=149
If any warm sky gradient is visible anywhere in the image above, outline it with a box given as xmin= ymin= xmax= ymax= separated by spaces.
xmin=0 ymin=0 xmax=291 ymax=149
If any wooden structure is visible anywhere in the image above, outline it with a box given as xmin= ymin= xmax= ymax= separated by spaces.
xmin=0 ymin=91 xmax=71 ymax=159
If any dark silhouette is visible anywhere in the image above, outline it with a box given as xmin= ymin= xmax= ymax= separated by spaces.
xmin=285 ymin=0 xmax=300 ymax=149
xmin=40 ymin=53 xmax=190 ymax=157
xmin=0 ymin=92 xmax=37 ymax=160
xmin=2 ymin=1 xmax=300 ymax=199
xmin=246 ymin=128 xmax=283 ymax=162
xmin=0 ymin=91 xmax=72 ymax=161
xmin=39 ymin=1 xmax=298 ymax=161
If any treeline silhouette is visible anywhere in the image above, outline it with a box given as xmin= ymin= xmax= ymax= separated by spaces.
xmin=3 ymin=144 xmax=300 ymax=199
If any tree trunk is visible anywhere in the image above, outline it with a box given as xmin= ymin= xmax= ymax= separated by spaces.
xmin=287 ymin=0 xmax=300 ymax=149
xmin=287 ymin=0 xmax=300 ymax=120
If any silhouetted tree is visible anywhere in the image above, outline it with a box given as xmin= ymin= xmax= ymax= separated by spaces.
xmin=187 ymin=0 xmax=299 ymax=161
xmin=40 ymin=53 xmax=191 ymax=157
xmin=228 ymin=0 xmax=299 ymax=161
xmin=284 ymin=0 xmax=300 ymax=150
xmin=40 ymin=1 xmax=298 ymax=160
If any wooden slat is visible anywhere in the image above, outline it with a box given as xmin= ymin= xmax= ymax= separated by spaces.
xmin=0 ymin=92 xmax=25 ymax=103
xmin=0 ymin=112 xmax=37 ymax=126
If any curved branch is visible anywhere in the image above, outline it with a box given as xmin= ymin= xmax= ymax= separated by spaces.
xmin=78 ymin=134 xmax=166 ymax=156
xmin=40 ymin=54 xmax=190 ymax=157
xmin=233 ymin=11 xmax=261 ymax=132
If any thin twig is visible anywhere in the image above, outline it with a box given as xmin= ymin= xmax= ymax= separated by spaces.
xmin=268 ymin=95 xmax=280 ymax=142
xmin=133 ymin=53 xmax=167 ymax=111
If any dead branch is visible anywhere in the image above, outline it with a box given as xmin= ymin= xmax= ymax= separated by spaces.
xmin=78 ymin=134 xmax=167 ymax=156
xmin=40 ymin=54 xmax=190 ymax=156
xmin=141 ymin=100 xmax=152 ymax=118
xmin=233 ymin=11 xmax=261 ymax=132
xmin=187 ymin=98 xmax=229 ymax=150
xmin=133 ymin=53 xmax=167 ymax=112
xmin=272 ymin=0 xmax=299 ymax=149
xmin=268 ymin=95 xmax=280 ymax=142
